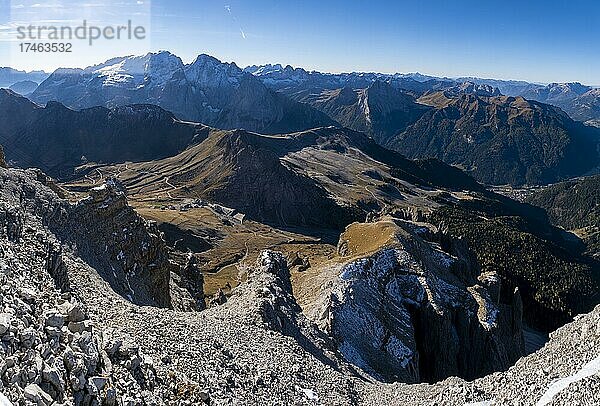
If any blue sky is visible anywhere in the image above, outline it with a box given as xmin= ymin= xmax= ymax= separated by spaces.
xmin=1 ymin=0 xmax=599 ymax=84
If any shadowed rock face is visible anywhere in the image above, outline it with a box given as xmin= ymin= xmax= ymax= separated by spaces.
xmin=0 ymin=168 xmax=181 ymax=309
xmin=311 ymin=219 xmax=524 ymax=383
xmin=0 ymin=168 xmax=202 ymax=405
xmin=49 ymin=180 xmax=175 ymax=308
xmin=0 ymin=89 xmax=207 ymax=179
xmin=226 ymin=251 xmax=303 ymax=335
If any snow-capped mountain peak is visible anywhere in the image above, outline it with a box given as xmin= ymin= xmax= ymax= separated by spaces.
xmin=244 ymin=63 xmax=285 ymax=76
xmin=81 ymin=52 xmax=184 ymax=88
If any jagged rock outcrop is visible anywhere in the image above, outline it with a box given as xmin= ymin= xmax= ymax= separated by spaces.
xmin=225 ymin=251 xmax=339 ymax=354
xmin=227 ymin=251 xmax=302 ymax=335
xmin=0 ymin=171 xmax=166 ymax=404
xmin=0 ymin=272 xmax=158 ymax=404
xmin=0 ymin=168 xmax=199 ymax=310
xmin=179 ymin=254 xmax=206 ymax=310
xmin=311 ymin=219 xmax=524 ymax=383
xmin=362 ymin=303 xmax=600 ymax=405
xmin=46 ymin=179 xmax=175 ymax=308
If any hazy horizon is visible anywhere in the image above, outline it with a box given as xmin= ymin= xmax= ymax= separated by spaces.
xmin=1 ymin=0 xmax=599 ymax=85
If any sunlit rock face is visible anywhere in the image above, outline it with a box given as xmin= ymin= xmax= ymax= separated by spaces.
xmin=312 ymin=219 xmax=524 ymax=383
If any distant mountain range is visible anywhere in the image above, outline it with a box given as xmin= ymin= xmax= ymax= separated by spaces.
xmin=246 ymin=65 xmax=600 ymax=185
xmin=292 ymin=81 xmax=431 ymax=144
xmin=29 ymin=52 xmax=335 ymax=135
xmin=2 ymin=52 xmax=599 ymax=186
xmin=0 ymin=67 xmax=49 ymax=88
xmin=520 ymin=82 xmax=600 ymax=122
xmin=8 ymin=80 xmax=39 ymax=95
xmin=246 ymin=63 xmax=600 ymax=123
xmin=244 ymin=64 xmax=455 ymax=97
xmin=5 ymin=57 xmax=600 ymax=124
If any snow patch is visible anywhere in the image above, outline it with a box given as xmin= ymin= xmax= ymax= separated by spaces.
xmin=0 ymin=393 xmax=12 ymax=406
xmin=294 ymin=385 xmax=319 ymax=402
xmin=536 ymin=355 xmax=600 ymax=406
xmin=480 ymin=301 xmax=499 ymax=330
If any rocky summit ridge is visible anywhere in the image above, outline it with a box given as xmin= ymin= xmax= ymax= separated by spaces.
xmin=0 ymin=160 xmax=598 ymax=405
xmin=308 ymin=219 xmax=524 ymax=384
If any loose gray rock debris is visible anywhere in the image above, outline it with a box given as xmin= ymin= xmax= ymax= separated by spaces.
xmin=0 ymin=166 xmax=598 ymax=405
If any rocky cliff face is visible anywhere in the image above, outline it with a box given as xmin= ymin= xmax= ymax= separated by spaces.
xmin=297 ymin=81 xmax=431 ymax=144
xmin=310 ymin=219 xmax=524 ymax=383
xmin=0 ymin=174 xmax=355 ymax=405
xmin=0 ymin=167 xmax=204 ymax=312
xmin=0 ymin=169 xmax=176 ymax=404
xmin=48 ymin=180 xmax=175 ymax=308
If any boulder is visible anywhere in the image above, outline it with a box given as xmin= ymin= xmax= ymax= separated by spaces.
xmin=44 ymin=310 xmax=65 ymax=328
xmin=68 ymin=320 xmax=92 ymax=334
xmin=0 ymin=313 xmax=11 ymax=335
xmin=24 ymin=384 xmax=53 ymax=405
xmin=67 ymin=303 xmax=87 ymax=323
